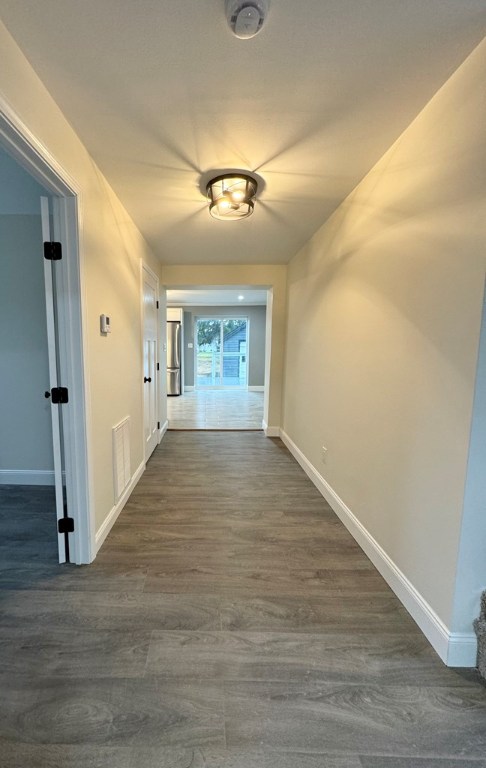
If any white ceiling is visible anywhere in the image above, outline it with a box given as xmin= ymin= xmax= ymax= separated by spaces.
xmin=167 ymin=288 xmax=267 ymax=307
xmin=1 ymin=1 xmax=484 ymax=265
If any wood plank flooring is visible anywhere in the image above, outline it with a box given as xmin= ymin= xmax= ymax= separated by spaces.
xmin=167 ymin=389 xmax=264 ymax=429
xmin=1 ymin=432 xmax=486 ymax=768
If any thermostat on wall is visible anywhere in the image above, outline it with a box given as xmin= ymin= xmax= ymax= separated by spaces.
xmin=100 ymin=314 xmax=111 ymax=334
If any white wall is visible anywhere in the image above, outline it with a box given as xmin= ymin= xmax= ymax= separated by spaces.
xmin=282 ymin=39 xmax=486 ymax=663
xmin=0 ymin=21 xmax=162 ymax=540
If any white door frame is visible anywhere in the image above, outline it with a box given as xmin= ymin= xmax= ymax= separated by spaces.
xmin=0 ymin=97 xmax=93 ymax=564
xmin=41 ymin=196 xmax=69 ymax=563
xmin=140 ymin=261 xmax=160 ymax=460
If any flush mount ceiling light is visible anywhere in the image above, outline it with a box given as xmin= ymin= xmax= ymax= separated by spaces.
xmin=206 ymin=173 xmax=258 ymax=221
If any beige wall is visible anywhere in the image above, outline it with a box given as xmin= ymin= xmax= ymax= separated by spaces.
xmin=0 ymin=21 xmax=162 ymax=535
xmin=283 ymin=39 xmax=486 ymax=633
xmin=161 ymin=265 xmax=287 ymax=429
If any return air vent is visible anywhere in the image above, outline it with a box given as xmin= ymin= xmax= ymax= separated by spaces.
xmin=113 ymin=416 xmax=131 ymax=501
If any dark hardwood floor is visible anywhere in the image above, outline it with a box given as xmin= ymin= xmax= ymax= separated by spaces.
xmin=1 ymin=432 xmax=486 ymax=767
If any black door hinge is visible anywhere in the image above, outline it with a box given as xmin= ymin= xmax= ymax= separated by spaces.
xmin=156 ymin=300 xmax=159 ymax=309
xmin=157 ymin=421 xmax=160 ymax=430
xmin=58 ymin=517 xmax=74 ymax=534
xmin=157 ymin=362 xmax=160 ymax=371
xmin=51 ymin=387 xmax=69 ymax=404
xmin=44 ymin=241 xmax=62 ymax=261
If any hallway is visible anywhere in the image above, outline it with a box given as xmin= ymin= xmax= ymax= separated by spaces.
xmin=1 ymin=432 xmax=486 ymax=766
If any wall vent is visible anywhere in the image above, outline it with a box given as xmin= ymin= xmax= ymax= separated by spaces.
xmin=113 ymin=416 xmax=131 ymax=501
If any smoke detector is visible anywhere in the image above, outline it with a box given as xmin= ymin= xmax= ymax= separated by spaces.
xmin=225 ymin=0 xmax=270 ymax=39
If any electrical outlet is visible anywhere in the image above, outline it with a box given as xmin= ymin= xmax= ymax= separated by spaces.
xmin=321 ymin=446 xmax=328 ymax=463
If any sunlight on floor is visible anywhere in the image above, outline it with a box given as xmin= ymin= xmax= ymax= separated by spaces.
xmin=167 ymin=390 xmax=264 ymax=430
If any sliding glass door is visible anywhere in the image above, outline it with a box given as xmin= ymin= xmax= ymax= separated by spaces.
xmin=196 ymin=318 xmax=248 ymax=388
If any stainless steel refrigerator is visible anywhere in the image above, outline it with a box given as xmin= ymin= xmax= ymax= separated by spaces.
xmin=166 ymin=320 xmax=181 ymax=396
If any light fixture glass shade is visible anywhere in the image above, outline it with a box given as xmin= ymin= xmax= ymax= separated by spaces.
xmin=207 ymin=174 xmax=257 ymax=221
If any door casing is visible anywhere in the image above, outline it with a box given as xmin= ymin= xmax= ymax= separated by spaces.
xmin=141 ymin=262 xmax=160 ymax=460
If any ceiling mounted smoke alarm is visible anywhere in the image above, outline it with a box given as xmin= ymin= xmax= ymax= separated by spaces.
xmin=225 ymin=0 xmax=270 ymax=39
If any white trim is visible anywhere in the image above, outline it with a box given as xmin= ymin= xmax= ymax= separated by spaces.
xmin=95 ymin=460 xmax=145 ymax=553
xmin=0 ymin=95 xmax=80 ymax=196
xmin=0 ymin=470 xmax=56 ymax=486
xmin=159 ymin=419 xmax=169 ymax=442
xmin=184 ymin=386 xmax=195 ymax=392
xmin=280 ymin=428 xmax=477 ymax=668
xmin=141 ymin=262 xmax=160 ymax=463
xmin=249 ymin=385 xmax=264 ymax=392
xmin=41 ymin=197 xmax=66 ymax=562
xmin=262 ymin=421 xmax=280 ymax=437
xmin=262 ymin=288 xmax=273 ymax=430
xmin=56 ymin=195 xmax=93 ymax=565
xmin=141 ymin=261 xmax=159 ymax=284
xmin=447 ymin=633 xmax=478 ymax=668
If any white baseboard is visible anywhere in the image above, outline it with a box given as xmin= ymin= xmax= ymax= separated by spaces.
xmin=248 ymin=386 xmax=264 ymax=392
xmin=280 ymin=429 xmax=477 ymax=668
xmin=262 ymin=421 xmax=280 ymax=437
xmin=184 ymin=386 xmax=195 ymax=392
xmin=447 ymin=633 xmax=478 ymax=667
xmin=95 ymin=460 xmax=145 ymax=554
xmin=158 ymin=419 xmax=169 ymax=442
xmin=0 ymin=469 xmax=55 ymax=486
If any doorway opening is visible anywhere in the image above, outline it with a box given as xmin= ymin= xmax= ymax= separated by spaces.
xmin=0 ymin=100 xmax=91 ymax=564
xmin=165 ymin=287 xmax=267 ymax=430
xmin=0 ymin=152 xmax=61 ymax=565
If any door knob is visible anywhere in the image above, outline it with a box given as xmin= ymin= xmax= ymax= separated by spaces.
xmin=144 ymin=377 xmax=152 ymax=383
xmin=44 ymin=391 xmax=51 ymax=398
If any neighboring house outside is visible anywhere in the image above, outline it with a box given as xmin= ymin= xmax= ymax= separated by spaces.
xmin=222 ymin=323 xmax=247 ymax=385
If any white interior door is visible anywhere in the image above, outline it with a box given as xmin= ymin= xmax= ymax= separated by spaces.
xmin=40 ymin=196 xmax=67 ymax=563
xmin=142 ymin=264 xmax=159 ymax=460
